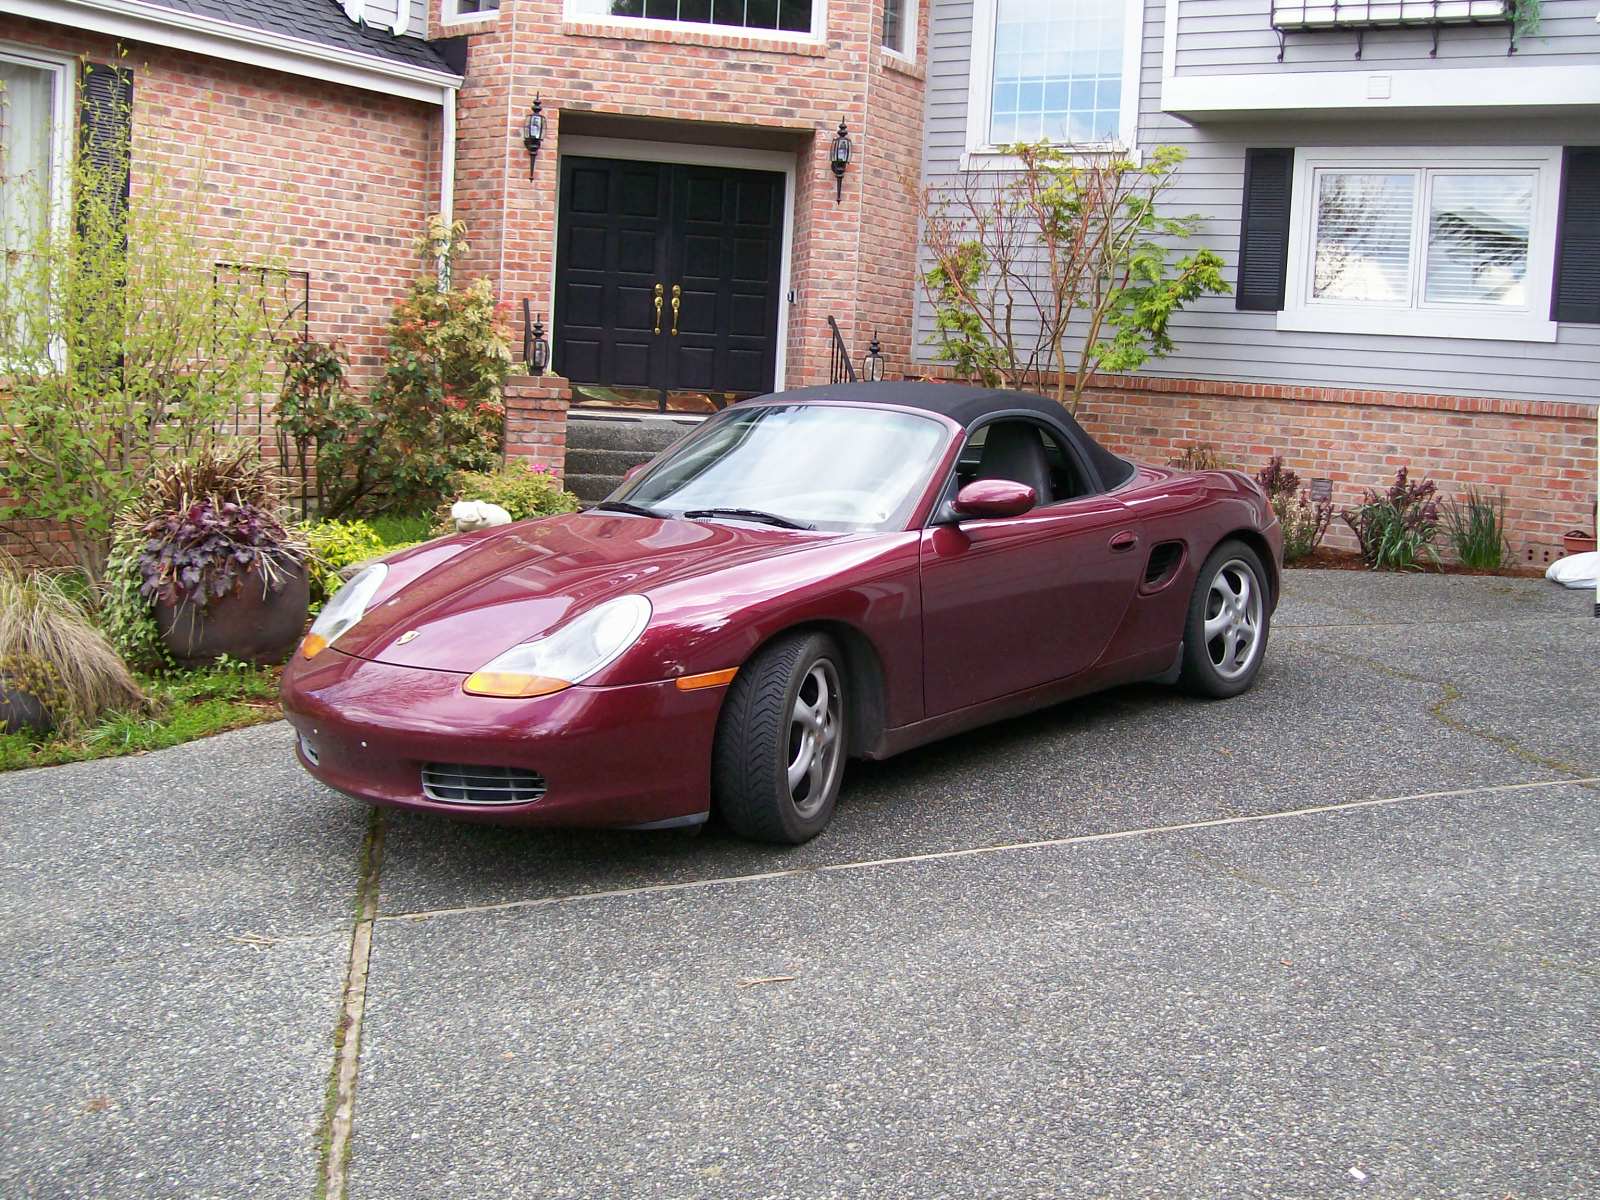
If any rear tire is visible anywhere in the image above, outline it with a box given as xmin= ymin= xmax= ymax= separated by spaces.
xmin=713 ymin=632 xmax=847 ymax=845
xmin=1178 ymin=539 xmax=1270 ymax=699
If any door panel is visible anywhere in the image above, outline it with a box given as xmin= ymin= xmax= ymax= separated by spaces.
xmin=556 ymin=155 xmax=784 ymax=398
xmin=919 ymin=496 xmax=1146 ymax=716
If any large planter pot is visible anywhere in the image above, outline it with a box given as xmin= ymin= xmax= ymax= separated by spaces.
xmin=1562 ymin=530 xmax=1597 ymax=557
xmin=0 ymin=683 xmax=53 ymax=736
xmin=155 ymin=561 xmax=310 ymax=668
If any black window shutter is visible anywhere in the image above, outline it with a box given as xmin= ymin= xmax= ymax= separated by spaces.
xmin=1552 ymin=147 xmax=1600 ymax=324
xmin=78 ymin=62 xmax=134 ymax=219
xmin=1236 ymin=148 xmax=1293 ymax=312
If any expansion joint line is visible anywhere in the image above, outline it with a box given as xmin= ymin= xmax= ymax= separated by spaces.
xmin=317 ymin=807 xmax=387 ymax=1200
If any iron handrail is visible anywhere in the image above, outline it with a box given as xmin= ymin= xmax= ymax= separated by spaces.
xmin=827 ymin=316 xmax=858 ymax=385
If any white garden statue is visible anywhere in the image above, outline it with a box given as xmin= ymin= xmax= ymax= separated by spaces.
xmin=451 ymin=500 xmax=513 ymax=532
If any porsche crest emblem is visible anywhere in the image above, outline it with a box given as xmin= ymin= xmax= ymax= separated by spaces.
xmin=396 ymin=630 xmax=421 ymax=646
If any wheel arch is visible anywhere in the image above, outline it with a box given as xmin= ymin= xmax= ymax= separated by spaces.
xmin=725 ymin=619 xmax=890 ymax=761
xmin=1214 ymin=528 xmax=1279 ymax=610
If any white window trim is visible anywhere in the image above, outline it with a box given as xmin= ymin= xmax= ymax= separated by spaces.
xmin=1279 ymin=145 xmax=1561 ymax=344
xmin=560 ymin=0 xmax=828 ymax=46
xmin=440 ymin=0 xmax=500 ymax=26
xmin=881 ymin=0 xmax=916 ymax=62
xmin=961 ymin=0 xmax=1141 ymax=170
xmin=0 ymin=43 xmax=75 ymax=250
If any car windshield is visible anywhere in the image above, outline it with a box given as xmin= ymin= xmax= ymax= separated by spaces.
xmin=616 ymin=404 xmax=949 ymax=533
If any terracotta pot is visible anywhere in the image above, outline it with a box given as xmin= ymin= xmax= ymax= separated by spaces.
xmin=0 ymin=684 xmax=53 ymax=736
xmin=1563 ymin=531 xmax=1597 ymax=557
xmin=156 ymin=560 xmax=310 ymax=668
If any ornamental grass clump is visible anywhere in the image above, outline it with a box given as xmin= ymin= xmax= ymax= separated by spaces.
xmin=1256 ymin=456 xmax=1332 ymax=564
xmin=1444 ymin=486 xmax=1512 ymax=570
xmin=132 ymin=446 xmax=307 ymax=612
xmin=0 ymin=559 xmax=146 ymax=735
xmin=1341 ymin=467 xmax=1442 ymax=571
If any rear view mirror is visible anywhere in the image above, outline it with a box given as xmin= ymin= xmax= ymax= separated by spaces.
xmin=951 ymin=479 xmax=1036 ymax=520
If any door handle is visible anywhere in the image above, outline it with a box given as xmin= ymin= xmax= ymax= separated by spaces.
xmin=670 ymin=284 xmax=681 ymax=336
xmin=652 ymin=283 xmax=664 ymax=335
xmin=1109 ymin=529 xmax=1139 ymax=552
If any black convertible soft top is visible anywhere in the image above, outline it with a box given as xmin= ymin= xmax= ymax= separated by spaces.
xmin=760 ymin=382 xmax=1135 ymax=491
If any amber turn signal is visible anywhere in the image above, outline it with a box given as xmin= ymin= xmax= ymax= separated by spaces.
xmin=300 ymin=634 xmax=328 ymax=660
xmin=463 ymin=671 xmax=572 ymax=699
xmin=674 ymin=667 xmax=739 ymax=691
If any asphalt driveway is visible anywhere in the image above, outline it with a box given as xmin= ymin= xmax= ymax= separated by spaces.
xmin=2 ymin=571 xmax=1595 ymax=1199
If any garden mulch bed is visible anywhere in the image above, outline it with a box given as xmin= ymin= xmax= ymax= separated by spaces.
xmin=1288 ymin=547 xmax=1548 ymax=578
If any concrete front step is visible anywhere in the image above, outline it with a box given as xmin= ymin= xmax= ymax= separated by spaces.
xmin=564 ymin=446 xmax=658 ymax=477
xmin=566 ymin=472 xmax=624 ymax=503
xmin=566 ymin=412 xmax=699 ymax=454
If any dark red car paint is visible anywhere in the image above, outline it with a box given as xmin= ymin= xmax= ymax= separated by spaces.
xmin=281 ymin=402 xmax=1282 ymax=828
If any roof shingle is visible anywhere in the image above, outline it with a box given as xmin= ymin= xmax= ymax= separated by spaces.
xmin=142 ymin=0 xmax=456 ymax=74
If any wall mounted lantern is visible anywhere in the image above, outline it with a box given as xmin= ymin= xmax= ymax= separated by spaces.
xmin=829 ymin=120 xmax=851 ymax=203
xmin=862 ymin=332 xmax=884 ymax=381
xmin=522 ymin=94 xmax=546 ymax=180
xmin=523 ymin=299 xmax=549 ymax=374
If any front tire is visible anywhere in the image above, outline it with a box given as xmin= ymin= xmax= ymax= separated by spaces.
xmin=713 ymin=632 xmax=847 ymax=844
xmin=1178 ymin=540 xmax=1270 ymax=698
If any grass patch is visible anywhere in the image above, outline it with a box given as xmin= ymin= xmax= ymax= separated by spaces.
xmin=367 ymin=512 xmax=433 ymax=547
xmin=0 ymin=660 xmax=282 ymax=771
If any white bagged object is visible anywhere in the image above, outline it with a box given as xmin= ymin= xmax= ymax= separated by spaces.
xmin=1545 ymin=551 xmax=1599 ymax=590
xmin=451 ymin=500 xmax=512 ymax=532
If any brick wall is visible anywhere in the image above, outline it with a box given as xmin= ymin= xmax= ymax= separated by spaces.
xmin=503 ymin=375 xmax=571 ymax=478
xmin=0 ymin=16 xmax=439 ymax=564
xmin=1070 ymin=374 xmax=1598 ymax=560
xmin=440 ymin=0 xmax=927 ymax=391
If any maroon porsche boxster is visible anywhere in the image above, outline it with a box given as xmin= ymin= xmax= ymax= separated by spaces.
xmin=282 ymin=384 xmax=1282 ymax=844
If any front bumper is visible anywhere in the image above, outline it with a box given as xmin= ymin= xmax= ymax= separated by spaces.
xmin=280 ymin=649 xmax=723 ymax=828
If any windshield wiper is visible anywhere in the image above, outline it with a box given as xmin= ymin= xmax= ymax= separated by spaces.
xmin=591 ymin=500 xmax=661 ymax=518
xmin=683 ymin=507 xmax=814 ymax=531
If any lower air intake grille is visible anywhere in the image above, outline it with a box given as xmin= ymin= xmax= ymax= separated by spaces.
xmin=421 ymin=763 xmax=548 ymax=805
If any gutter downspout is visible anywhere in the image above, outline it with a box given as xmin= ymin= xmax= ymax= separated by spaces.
xmin=440 ymin=85 xmax=457 ymax=228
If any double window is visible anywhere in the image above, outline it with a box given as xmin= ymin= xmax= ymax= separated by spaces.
xmin=1278 ymin=148 xmax=1562 ymax=342
xmin=964 ymin=0 xmax=1141 ymax=161
xmin=0 ymin=47 xmax=72 ymax=270
xmin=566 ymin=0 xmax=819 ymax=36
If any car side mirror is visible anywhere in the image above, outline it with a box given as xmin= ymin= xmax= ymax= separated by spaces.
xmin=951 ymin=479 xmax=1036 ymax=520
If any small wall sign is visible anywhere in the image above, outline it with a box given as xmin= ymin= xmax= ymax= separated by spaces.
xmin=1309 ymin=478 xmax=1333 ymax=503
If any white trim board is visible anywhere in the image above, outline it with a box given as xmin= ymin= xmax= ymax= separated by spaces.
xmin=961 ymin=0 xmax=1143 ymax=169
xmin=555 ymin=135 xmax=798 ymax=393
xmin=560 ymin=0 xmax=828 ymax=47
xmin=5 ymin=0 xmax=460 ymax=104
xmin=1278 ymin=144 xmax=1562 ymax=344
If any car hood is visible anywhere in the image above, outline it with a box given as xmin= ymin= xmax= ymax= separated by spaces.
xmin=335 ymin=511 xmax=833 ymax=672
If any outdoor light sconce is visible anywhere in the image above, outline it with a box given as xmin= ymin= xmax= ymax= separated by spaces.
xmin=862 ymin=332 xmax=885 ymax=381
xmin=523 ymin=299 xmax=549 ymax=374
xmin=522 ymin=94 xmax=546 ymax=180
xmin=829 ymin=120 xmax=851 ymax=203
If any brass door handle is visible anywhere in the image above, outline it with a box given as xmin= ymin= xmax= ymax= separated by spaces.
xmin=653 ymin=283 xmax=664 ymax=335
xmin=670 ymin=284 xmax=681 ymax=336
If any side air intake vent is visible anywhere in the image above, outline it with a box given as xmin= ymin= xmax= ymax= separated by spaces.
xmin=1143 ymin=541 xmax=1185 ymax=591
xmin=422 ymin=763 xmax=548 ymax=805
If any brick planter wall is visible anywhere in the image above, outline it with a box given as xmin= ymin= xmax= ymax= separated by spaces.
xmin=1070 ymin=375 xmax=1598 ymax=561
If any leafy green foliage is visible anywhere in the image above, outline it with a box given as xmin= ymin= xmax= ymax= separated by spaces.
xmin=276 ymin=339 xmax=363 ymax=522
xmin=1445 ymin=487 xmax=1511 ymax=570
xmin=0 ymin=659 xmax=280 ymax=771
xmin=919 ymin=143 xmax=1230 ymax=412
xmin=1256 ymin=457 xmax=1332 ymax=564
xmin=311 ymin=218 xmax=513 ymax=518
xmin=0 ymin=70 xmax=284 ymax=584
xmin=431 ymin=461 xmax=579 ymax=534
xmin=0 ymin=559 xmax=146 ymax=735
xmin=1342 ymin=467 xmax=1442 ymax=571
xmin=101 ymin=520 xmax=176 ymax=673
xmin=303 ymin=519 xmax=389 ymax=605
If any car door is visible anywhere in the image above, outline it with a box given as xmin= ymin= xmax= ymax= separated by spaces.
xmin=918 ymin=419 xmax=1147 ymax=717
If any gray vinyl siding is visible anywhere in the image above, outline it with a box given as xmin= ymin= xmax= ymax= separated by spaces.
xmin=918 ymin=0 xmax=1600 ymax=407
xmin=1173 ymin=0 xmax=1600 ymax=75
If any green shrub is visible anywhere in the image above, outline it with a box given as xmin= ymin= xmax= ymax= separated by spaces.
xmin=304 ymin=520 xmax=389 ymax=605
xmin=1445 ymin=487 xmax=1511 ymax=570
xmin=100 ymin=520 xmax=175 ymax=674
xmin=1341 ymin=467 xmax=1442 ymax=571
xmin=0 ymin=559 xmax=146 ymax=735
xmin=431 ymin=461 xmax=579 ymax=534
xmin=1256 ymin=456 xmax=1332 ymax=563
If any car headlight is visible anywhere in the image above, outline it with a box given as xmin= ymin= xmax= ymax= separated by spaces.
xmin=464 ymin=594 xmax=651 ymax=699
xmin=300 ymin=564 xmax=388 ymax=660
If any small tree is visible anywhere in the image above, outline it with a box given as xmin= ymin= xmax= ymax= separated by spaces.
xmin=0 ymin=66 xmax=283 ymax=584
xmin=920 ymin=143 xmax=1230 ymax=413
xmin=310 ymin=217 xmax=512 ymax=518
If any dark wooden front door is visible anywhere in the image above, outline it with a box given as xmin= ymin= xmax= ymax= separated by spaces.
xmin=554 ymin=156 xmax=785 ymax=398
